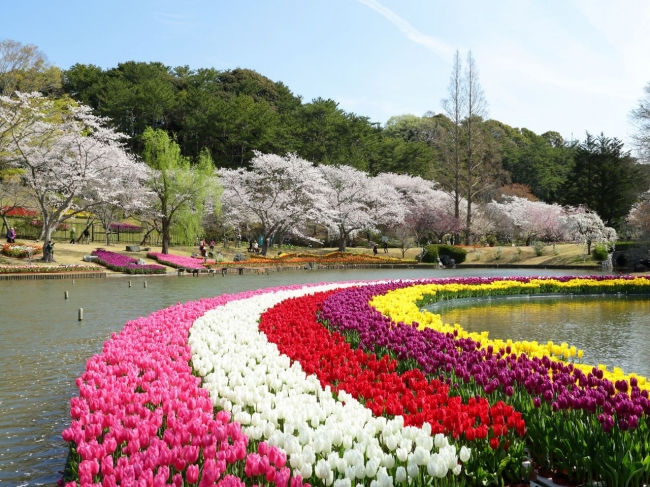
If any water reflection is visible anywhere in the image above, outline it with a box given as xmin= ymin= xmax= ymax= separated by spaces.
xmin=0 ymin=268 xmax=591 ymax=485
xmin=435 ymin=295 xmax=650 ymax=378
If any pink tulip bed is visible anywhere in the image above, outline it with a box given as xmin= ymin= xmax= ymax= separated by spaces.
xmin=61 ymin=277 xmax=650 ymax=487
xmin=147 ymin=252 xmax=215 ymax=270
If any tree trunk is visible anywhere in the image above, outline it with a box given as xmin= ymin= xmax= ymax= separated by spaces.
xmin=261 ymin=238 xmax=268 ymax=256
xmin=338 ymin=235 xmax=347 ymax=252
xmin=161 ymin=218 xmax=170 ymax=254
xmin=41 ymin=226 xmax=54 ymax=262
xmin=140 ymin=227 xmax=157 ymax=246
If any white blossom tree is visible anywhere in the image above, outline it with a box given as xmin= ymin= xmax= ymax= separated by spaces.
xmin=81 ymin=161 xmax=153 ymax=246
xmin=219 ymin=152 xmax=330 ymax=255
xmin=0 ymin=92 xmax=148 ymax=254
xmin=319 ymin=166 xmax=404 ymax=251
xmin=562 ymin=206 xmax=617 ymax=257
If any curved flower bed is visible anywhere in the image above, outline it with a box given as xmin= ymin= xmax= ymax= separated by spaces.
xmin=217 ymin=251 xmax=416 ymax=268
xmin=62 ymin=276 xmax=650 ymax=487
xmin=320 ymin=276 xmax=650 ymax=485
xmin=92 ymin=248 xmax=166 ymax=274
xmin=147 ymin=252 xmax=215 ymax=269
xmin=0 ymin=264 xmax=99 ymax=274
xmin=1 ymin=242 xmax=42 ymax=258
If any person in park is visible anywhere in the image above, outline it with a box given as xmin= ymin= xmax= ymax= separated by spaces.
xmin=82 ymin=228 xmax=90 ymax=244
xmin=69 ymin=226 xmax=76 ymax=244
xmin=209 ymin=240 xmax=215 ymax=252
xmin=383 ymin=241 xmax=388 ymax=253
xmin=373 ymin=244 xmax=378 ymax=255
xmin=199 ymin=239 xmax=207 ymax=257
xmin=6 ymin=227 xmax=16 ymax=243
xmin=45 ymin=240 xmax=55 ymax=262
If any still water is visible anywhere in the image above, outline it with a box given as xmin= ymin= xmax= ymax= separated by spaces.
xmin=434 ymin=294 xmax=650 ymax=379
xmin=0 ymin=268 xmax=597 ymax=485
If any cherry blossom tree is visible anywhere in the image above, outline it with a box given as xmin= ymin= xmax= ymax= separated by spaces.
xmin=628 ymin=190 xmax=650 ymax=239
xmin=486 ymin=196 xmax=566 ymax=245
xmin=1 ymin=92 xmax=148 ymax=254
xmin=219 ymin=152 xmax=331 ymax=255
xmin=562 ymin=206 xmax=617 ymax=256
xmin=376 ymin=173 xmax=461 ymax=252
xmin=81 ymin=161 xmax=152 ymax=245
xmin=319 ymin=166 xmax=404 ymax=251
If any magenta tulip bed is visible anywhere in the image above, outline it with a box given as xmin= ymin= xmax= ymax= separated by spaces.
xmin=60 ymin=277 xmax=650 ymax=487
xmin=91 ymin=249 xmax=166 ymax=274
xmin=147 ymin=252 xmax=215 ymax=270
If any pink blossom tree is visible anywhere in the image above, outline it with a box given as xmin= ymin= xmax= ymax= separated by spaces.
xmin=376 ymin=173 xmax=461 ymax=254
xmin=486 ymin=196 xmax=566 ymax=245
xmin=319 ymin=166 xmax=404 ymax=251
xmin=628 ymin=190 xmax=650 ymax=239
xmin=219 ymin=152 xmax=331 ymax=255
xmin=1 ymin=93 xmax=149 ymax=254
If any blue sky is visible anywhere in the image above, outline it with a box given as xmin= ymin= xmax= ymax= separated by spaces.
xmin=2 ymin=0 xmax=650 ymax=148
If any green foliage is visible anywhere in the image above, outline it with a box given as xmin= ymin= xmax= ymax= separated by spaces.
xmin=592 ymin=243 xmax=609 ymax=261
xmin=560 ymin=133 xmax=649 ymax=228
xmin=496 ymin=123 xmax=574 ymax=203
xmin=534 ymin=240 xmax=545 ymax=256
xmin=142 ymin=129 xmax=219 ymax=253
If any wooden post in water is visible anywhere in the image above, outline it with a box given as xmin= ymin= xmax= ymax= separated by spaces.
xmin=78 ymin=308 xmax=83 ymax=321
xmin=65 ymin=291 xmax=68 ymax=299
xmin=144 ymin=281 xmax=147 ymax=288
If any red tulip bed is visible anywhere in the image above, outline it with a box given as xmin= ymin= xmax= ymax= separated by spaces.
xmin=61 ymin=277 xmax=650 ymax=487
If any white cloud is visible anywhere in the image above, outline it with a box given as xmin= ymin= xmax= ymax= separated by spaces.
xmin=357 ymin=0 xmax=455 ymax=60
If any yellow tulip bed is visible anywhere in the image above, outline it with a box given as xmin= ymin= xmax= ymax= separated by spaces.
xmin=371 ymin=276 xmax=650 ymax=391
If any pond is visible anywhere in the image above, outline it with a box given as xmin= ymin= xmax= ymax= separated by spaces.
xmin=431 ymin=293 xmax=650 ymax=379
xmin=0 ymin=268 xmax=601 ymax=485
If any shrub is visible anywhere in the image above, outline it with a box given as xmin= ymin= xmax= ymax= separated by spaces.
xmin=592 ymin=243 xmax=609 ymax=261
xmin=495 ymin=247 xmax=503 ymax=260
xmin=421 ymin=244 xmax=467 ymax=264
xmin=421 ymin=245 xmax=439 ymax=263
xmin=534 ymin=241 xmax=545 ymax=256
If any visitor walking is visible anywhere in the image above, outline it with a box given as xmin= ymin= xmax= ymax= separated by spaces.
xmin=69 ymin=226 xmax=76 ymax=244
xmin=82 ymin=228 xmax=90 ymax=244
xmin=209 ymin=240 xmax=215 ymax=252
xmin=383 ymin=241 xmax=388 ymax=253
xmin=373 ymin=244 xmax=378 ymax=255
xmin=6 ymin=227 xmax=16 ymax=243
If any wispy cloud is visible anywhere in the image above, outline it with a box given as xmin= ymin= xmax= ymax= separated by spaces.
xmin=358 ymin=0 xmax=454 ymax=60
xmin=155 ymin=12 xmax=195 ymax=27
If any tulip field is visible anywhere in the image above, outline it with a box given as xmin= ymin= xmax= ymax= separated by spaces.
xmin=61 ymin=276 xmax=650 ymax=487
